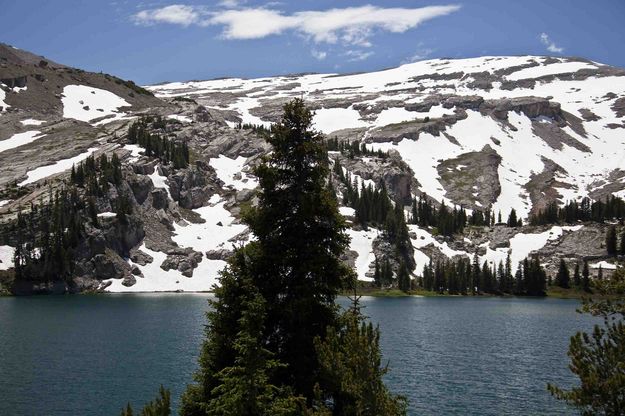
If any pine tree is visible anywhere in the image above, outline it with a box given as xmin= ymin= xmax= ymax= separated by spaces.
xmin=606 ymin=226 xmax=617 ymax=256
xmin=620 ymin=230 xmax=625 ymax=256
xmin=373 ymin=258 xmax=381 ymax=288
xmin=548 ymin=291 xmax=625 ymax=414
xmin=315 ymin=310 xmax=407 ymax=415
xmin=208 ymin=278 xmax=306 ymax=416
xmin=573 ymin=262 xmax=581 ymax=288
xmin=397 ymin=261 xmax=411 ymax=292
xmin=121 ymin=386 xmax=171 ymax=416
xmin=507 ymin=209 xmax=518 ymax=227
xmin=180 ymin=99 xmax=403 ymax=415
xmin=582 ymin=260 xmax=591 ymax=292
xmin=555 ymin=259 xmax=570 ymax=288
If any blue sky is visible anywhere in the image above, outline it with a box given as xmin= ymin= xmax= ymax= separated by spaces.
xmin=1 ymin=1 xmax=624 ymax=85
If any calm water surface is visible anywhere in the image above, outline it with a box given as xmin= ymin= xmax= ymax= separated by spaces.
xmin=0 ymin=294 xmax=595 ymax=415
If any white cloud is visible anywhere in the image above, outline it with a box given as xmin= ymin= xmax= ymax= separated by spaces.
xmin=133 ymin=4 xmax=461 ymax=47
xmin=539 ymin=32 xmax=564 ymax=54
xmin=344 ymin=49 xmax=374 ymax=62
xmin=402 ymin=43 xmax=434 ymax=64
xmin=311 ymin=49 xmax=327 ymax=60
xmin=133 ymin=4 xmax=205 ymax=26
xmin=217 ymin=0 xmax=246 ymax=9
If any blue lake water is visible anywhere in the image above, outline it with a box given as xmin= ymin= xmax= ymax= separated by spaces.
xmin=0 ymin=294 xmax=595 ymax=415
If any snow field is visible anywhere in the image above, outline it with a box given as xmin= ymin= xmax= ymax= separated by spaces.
xmin=209 ymin=155 xmax=258 ymax=190
xmin=0 ymin=130 xmax=45 ymax=154
xmin=346 ymin=228 xmax=379 ymax=281
xmin=19 ymin=147 xmax=99 ymax=186
xmin=0 ymin=245 xmax=15 ymax=270
xmin=61 ymin=85 xmax=130 ymax=123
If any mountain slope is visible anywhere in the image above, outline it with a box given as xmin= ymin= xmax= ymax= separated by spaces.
xmin=2 ymin=49 xmax=625 ymax=294
xmin=148 ymin=55 xmax=625 ymax=220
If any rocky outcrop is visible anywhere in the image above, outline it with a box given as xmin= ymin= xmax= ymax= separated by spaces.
xmin=437 ymin=145 xmax=502 ymax=210
xmin=160 ymin=248 xmax=203 ymax=277
xmin=481 ymin=97 xmax=563 ymax=121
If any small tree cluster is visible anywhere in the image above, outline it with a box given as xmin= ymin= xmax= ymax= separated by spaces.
xmin=326 ymin=137 xmax=389 ymax=159
xmin=410 ymin=195 xmax=467 ymax=236
xmin=128 ymin=118 xmax=190 ymax=169
xmin=70 ymin=153 xmax=123 ymax=197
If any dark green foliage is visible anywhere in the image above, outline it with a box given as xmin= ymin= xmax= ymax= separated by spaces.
xmin=207 ymin=275 xmax=307 ymax=416
xmin=12 ymin=187 xmax=84 ymax=283
xmin=582 ymin=261 xmax=591 ymax=292
xmin=315 ymin=309 xmax=407 ymax=415
xmin=621 ymin=230 xmax=625 ymax=256
xmin=606 ymin=226 xmax=618 ymax=256
xmin=421 ymin=254 xmax=544 ymax=296
xmin=507 ymin=208 xmax=518 ymax=227
xmin=548 ymin=285 xmax=625 ymax=415
xmin=410 ymin=195 xmax=467 ymax=237
xmin=573 ymin=262 xmax=581 ymax=288
xmin=128 ymin=117 xmax=190 ymax=169
xmin=555 ymin=259 xmax=570 ymax=288
xmin=530 ymin=196 xmax=625 ymax=226
xmin=397 ymin=261 xmax=411 ymax=292
xmin=121 ymin=386 xmax=171 ymax=416
xmin=334 ymin=160 xmax=413 ymax=269
xmin=69 ymin=153 xmax=123 ymax=195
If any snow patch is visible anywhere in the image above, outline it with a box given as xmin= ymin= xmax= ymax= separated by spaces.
xmin=20 ymin=119 xmax=45 ymax=126
xmin=148 ymin=166 xmax=172 ymax=199
xmin=590 ymin=260 xmax=617 ymax=270
xmin=61 ymin=85 xmax=130 ymax=123
xmin=0 ymin=130 xmax=45 ymax=153
xmin=346 ymin=228 xmax=378 ymax=282
xmin=167 ymin=114 xmax=193 ymax=123
xmin=19 ymin=147 xmax=99 ymax=186
xmin=210 ymin=155 xmax=258 ymax=190
xmin=313 ymin=107 xmax=369 ymax=133
xmin=97 ymin=212 xmax=117 ymax=218
xmin=0 ymin=245 xmax=15 ymax=270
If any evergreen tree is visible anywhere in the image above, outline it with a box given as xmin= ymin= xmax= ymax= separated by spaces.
xmin=315 ymin=310 xmax=407 ymax=415
xmin=573 ymin=262 xmax=581 ymax=288
xmin=555 ymin=259 xmax=570 ymax=288
xmin=548 ymin=290 xmax=625 ymax=414
xmin=621 ymin=230 xmax=625 ymax=256
xmin=582 ymin=260 xmax=591 ymax=292
xmin=373 ymin=258 xmax=381 ymax=288
xmin=507 ymin=209 xmax=518 ymax=227
xmin=121 ymin=386 xmax=171 ymax=416
xmin=606 ymin=226 xmax=617 ymax=256
xmin=180 ymin=99 xmax=403 ymax=415
xmin=208 ymin=278 xmax=306 ymax=416
xmin=397 ymin=261 xmax=411 ymax=292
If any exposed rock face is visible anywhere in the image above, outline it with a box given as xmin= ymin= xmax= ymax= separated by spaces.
xmin=437 ymin=146 xmax=502 ymax=210
xmin=482 ymin=97 xmax=563 ymax=121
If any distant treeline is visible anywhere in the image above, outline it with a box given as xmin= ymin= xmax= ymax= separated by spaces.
xmin=421 ymin=254 xmax=549 ymax=296
xmin=530 ymin=196 xmax=625 ymax=226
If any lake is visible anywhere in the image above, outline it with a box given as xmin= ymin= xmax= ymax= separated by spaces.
xmin=0 ymin=294 xmax=595 ymax=415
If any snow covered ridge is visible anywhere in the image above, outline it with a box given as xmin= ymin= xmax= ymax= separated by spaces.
xmin=147 ymin=55 xmax=625 ymax=220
